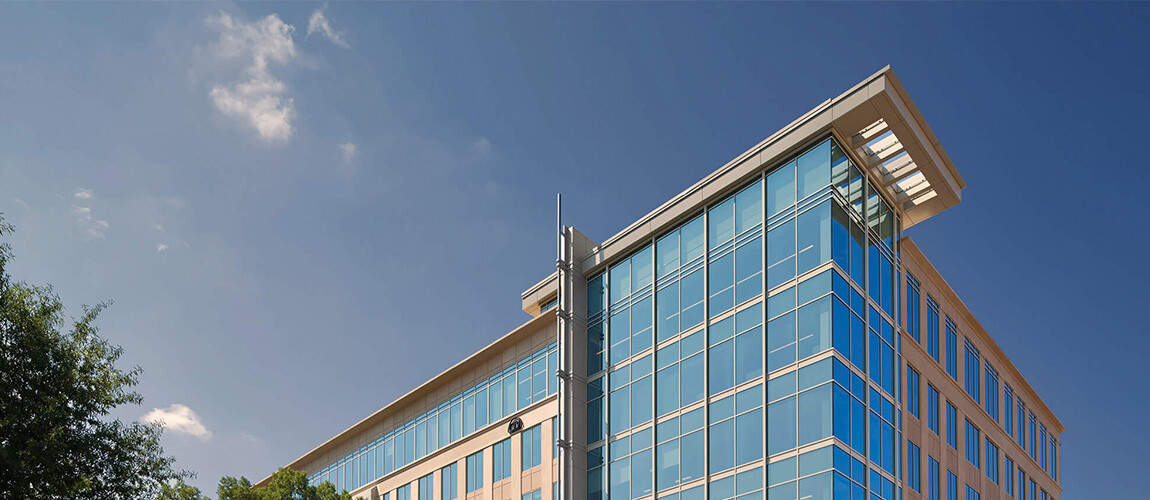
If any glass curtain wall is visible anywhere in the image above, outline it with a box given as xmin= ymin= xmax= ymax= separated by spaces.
xmin=309 ymin=343 xmax=559 ymax=491
xmin=587 ymin=136 xmax=904 ymax=500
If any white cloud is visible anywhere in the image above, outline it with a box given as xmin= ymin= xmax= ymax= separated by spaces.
xmin=156 ymin=243 xmax=170 ymax=252
xmin=205 ymin=12 xmax=298 ymax=144
xmin=339 ymin=142 xmax=356 ymax=163
xmin=153 ymin=223 xmax=165 ymax=231
xmin=141 ymin=403 xmax=211 ymax=440
xmin=471 ymin=137 xmax=492 ymax=158
xmin=71 ymin=188 xmax=108 ymax=240
xmin=307 ymin=5 xmax=350 ymax=48
xmin=12 ymin=197 xmax=30 ymax=211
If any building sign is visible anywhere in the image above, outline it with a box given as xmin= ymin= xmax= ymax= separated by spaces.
xmin=507 ymin=417 xmax=523 ymax=434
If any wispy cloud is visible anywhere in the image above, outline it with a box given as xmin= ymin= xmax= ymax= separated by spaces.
xmin=71 ymin=188 xmax=108 ymax=240
xmin=307 ymin=4 xmax=350 ymax=49
xmin=156 ymin=243 xmax=170 ymax=253
xmin=205 ymin=12 xmax=298 ymax=144
xmin=339 ymin=142 xmax=356 ymax=163
xmin=141 ymin=403 xmax=211 ymax=440
xmin=470 ymin=137 xmax=492 ymax=159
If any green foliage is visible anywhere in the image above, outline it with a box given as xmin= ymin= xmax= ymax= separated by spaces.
xmin=0 ymin=215 xmax=189 ymax=498
xmin=217 ymin=468 xmax=356 ymax=500
xmin=160 ymin=479 xmax=210 ymax=500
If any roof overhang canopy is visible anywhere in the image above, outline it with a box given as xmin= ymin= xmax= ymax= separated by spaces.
xmin=582 ymin=66 xmax=967 ymax=273
xmin=828 ymin=67 xmax=966 ymax=228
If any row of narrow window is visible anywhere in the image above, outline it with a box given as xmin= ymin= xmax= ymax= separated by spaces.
xmin=906 ymin=273 xmax=1058 ymax=483
xmin=912 ymin=452 xmax=1056 ymax=500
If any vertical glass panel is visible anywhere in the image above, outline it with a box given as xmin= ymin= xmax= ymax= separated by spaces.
xmin=657 ymin=232 xmax=679 ymax=279
xmin=831 ymin=202 xmax=850 ymax=277
xmin=657 ymin=439 xmax=680 ymax=490
xmin=849 ymin=223 xmax=865 ymax=289
xmin=518 ymin=365 xmax=532 ymax=409
xmin=735 ymin=408 xmax=764 ymax=465
xmin=632 ymin=449 xmax=654 ymax=499
xmin=632 ymin=297 xmax=653 ymax=353
xmin=797 ymin=296 xmax=832 ymax=360
xmin=632 ymin=376 xmax=653 ymax=426
xmin=767 ymin=311 xmax=796 ymax=372
xmin=709 ymin=419 xmax=735 ymax=473
xmin=797 ymin=140 xmax=832 ymax=201
xmin=587 ymin=397 xmax=604 ymax=443
xmin=848 ymin=164 xmax=864 ymax=217
xmin=501 ymin=377 xmax=515 ymax=416
xmin=611 ymin=386 xmax=631 ymax=435
xmin=680 ymin=430 xmax=705 ymax=483
xmin=797 ymin=384 xmax=832 ymax=446
xmin=736 ymin=181 xmax=763 ymax=234
xmin=463 ymin=396 xmax=475 ymax=435
xmin=588 ymin=322 xmax=605 ymax=375
xmin=796 ymin=201 xmax=831 ymax=276
xmin=681 ymin=217 xmax=705 ymax=264
xmin=709 ymin=197 xmax=736 ymax=248
xmin=633 ymin=247 xmax=653 ymax=292
xmin=610 ymin=457 xmax=631 ymax=500
xmin=656 ymin=365 xmax=679 ymax=416
xmin=680 ymin=353 xmax=705 ymax=406
xmin=768 ymin=395 xmax=797 ymax=455
xmin=831 ymin=143 xmax=850 ymax=199
xmin=767 ymin=161 xmax=796 ymax=218
xmin=709 ymin=253 xmax=735 ymax=317
xmin=735 ymin=327 xmax=763 ymax=385
xmin=657 ymin=282 xmax=679 ymax=343
xmin=588 ymin=275 xmax=606 ymax=318
xmin=767 ymin=219 xmax=796 ymax=289
xmin=611 ymin=261 xmax=631 ymax=303
xmin=708 ymin=339 xmax=735 ymax=395
xmin=451 ymin=403 xmax=462 ymax=442
xmin=611 ymin=309 xmax=632 ymax=365
xmin=680 ymin=270 xmax=705 ymax=331
xmin=532 ymin=356 xmax=547 ymax=402
xmin=735 ymin=237 xmax=763 ymax=304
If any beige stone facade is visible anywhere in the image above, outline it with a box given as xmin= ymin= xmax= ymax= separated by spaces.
xmin=901 ymin=239 xmax=1063 ymax=500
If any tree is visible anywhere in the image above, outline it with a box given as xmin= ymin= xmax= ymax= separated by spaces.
xmin=217 ymin=468 xmax=356 ymax=500
xmin=160 ymin=479 xmax=210 ymax=500
xmin=0 ymin=215 xmax=189 ymax=498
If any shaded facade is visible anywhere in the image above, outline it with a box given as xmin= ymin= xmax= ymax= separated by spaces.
xmin=259 ymin=67 xmax=1063 ymax=500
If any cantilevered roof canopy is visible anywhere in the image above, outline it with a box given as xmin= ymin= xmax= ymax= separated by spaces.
xmin=581 ymin=66 xmax=966 ymax=274
xmin=832 ymin=67 xmax=966 ymax=228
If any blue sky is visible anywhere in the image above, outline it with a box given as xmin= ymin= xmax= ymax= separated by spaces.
xmin=1 ymin=2 xmax=1145 ymax=496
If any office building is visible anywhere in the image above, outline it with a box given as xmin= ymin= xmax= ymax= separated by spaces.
xmin=257 ymin=67 xmax=1063 ymax=500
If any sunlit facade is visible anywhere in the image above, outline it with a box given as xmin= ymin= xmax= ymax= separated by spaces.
xmin=259 ymin=67 xmax=1063 ymax=500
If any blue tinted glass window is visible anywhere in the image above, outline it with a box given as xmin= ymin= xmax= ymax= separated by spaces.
xmin=907 ymin=366 xmax=920 ymax=419
xmin=908 ymin=441 xmax=921 ymax=492
xmin=946 ymin=317 xmax=958 ymax=380
xmin=767 ymin=161 xmax=796 ymax=218
xmin=964 ymin=340 xmax=981 ymax=403
xmin=927 ymin=385 xmax=939 ymax=434
xmin=947 ymin=402 xmax=957 ymax=449
xmin=907 ymin=274 xmax=921 ymax=343
xmin=926 ymin=295 xmax=939 ymax=361
xmin=797 ymin=140 xmax=831 ymax=201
